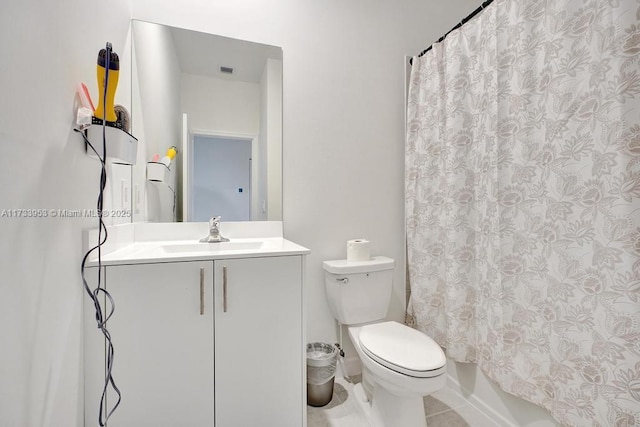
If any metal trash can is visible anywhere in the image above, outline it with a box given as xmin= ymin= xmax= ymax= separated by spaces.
xmin=306 ymin=342 xmax=338 ymax=407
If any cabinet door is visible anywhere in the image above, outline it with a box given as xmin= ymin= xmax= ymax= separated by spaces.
xmin=214 ymin=256 xmax=303 ymax=427
xmin=95 ymin=261 xmax=214 ymax=427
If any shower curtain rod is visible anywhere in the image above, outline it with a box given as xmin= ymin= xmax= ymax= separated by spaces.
xmin=410 ymin=0 xmax=494 ymax=65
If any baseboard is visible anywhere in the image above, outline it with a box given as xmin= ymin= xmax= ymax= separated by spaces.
xmin=445 ymin=359 xmax=560 ymax=427
xmin=446 ymin=374 xmax=516 ymax=427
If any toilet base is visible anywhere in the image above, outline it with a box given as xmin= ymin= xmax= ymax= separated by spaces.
xmin=353 ymin=382 xmax=428 ymax=427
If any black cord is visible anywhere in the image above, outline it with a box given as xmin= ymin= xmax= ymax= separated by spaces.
xmin=77 ymin=41 xmax=122 ymax=427
xmin=167 ymin=185 xmax=177 ymax=222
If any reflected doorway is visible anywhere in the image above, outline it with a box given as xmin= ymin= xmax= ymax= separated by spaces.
xmin=191 ymin=135 xmax=252 ymax=222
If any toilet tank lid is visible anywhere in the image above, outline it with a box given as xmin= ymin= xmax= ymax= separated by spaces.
xmin=323 ymin=256 xmax=394 ymax=274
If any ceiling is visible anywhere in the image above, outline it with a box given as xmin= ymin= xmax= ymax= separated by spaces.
xmin=170 ymin=27 xmax=282 ymax=84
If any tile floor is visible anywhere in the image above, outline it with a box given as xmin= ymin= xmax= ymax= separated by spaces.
xmin=307 ymin=375 xmax=499 ymax=427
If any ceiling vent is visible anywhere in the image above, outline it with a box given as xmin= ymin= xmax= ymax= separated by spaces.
xmin=220 ymin=66 xmax=234 ymax=74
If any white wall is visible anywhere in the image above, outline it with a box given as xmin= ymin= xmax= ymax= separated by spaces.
xmin=262 ymin=58 xmax=283 ymax=221
xmin=258 ymin=70 xmax=270 ymax=221
xmin=0 ymin=1 xmax=131 ymax=426
xmin=131 ymin=21 xmax=182 ymax=221
xmin=132 ymin=21 xmax=182 ymax=164
xmin=131 ymin=0 xmax=481 ymax=352
xmin=181 ymin=73 xmax=260 ymax=134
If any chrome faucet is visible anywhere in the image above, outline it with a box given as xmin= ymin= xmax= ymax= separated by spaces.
xmin=200 ymin=216 xmax=229 ymax=243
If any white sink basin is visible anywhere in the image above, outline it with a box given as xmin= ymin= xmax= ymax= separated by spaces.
xmin=161 ymin=241 xmax=265 ymax=253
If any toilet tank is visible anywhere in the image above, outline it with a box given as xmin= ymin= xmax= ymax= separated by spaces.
xmin=323 ymin=256 xmax=395 ymax=325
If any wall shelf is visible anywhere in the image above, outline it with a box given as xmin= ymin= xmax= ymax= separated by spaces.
xmin=147 ymin=161 xmax=172 ymax=183
xmin=85 ymin=123 xmax=138 ymax=165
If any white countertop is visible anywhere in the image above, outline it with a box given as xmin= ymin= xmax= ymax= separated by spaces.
xmin=85 ymin=221 xmax=310 ymax=266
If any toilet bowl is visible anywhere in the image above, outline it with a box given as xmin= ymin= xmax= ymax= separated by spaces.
xmin=348 ymin=322 xmax=446 ymax=427
xmin=322 ymin=257 xmax=447 ymax=427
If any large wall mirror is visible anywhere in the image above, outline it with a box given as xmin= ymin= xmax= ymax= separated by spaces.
xmin=131 ymin=20 xmax=283 ymax=223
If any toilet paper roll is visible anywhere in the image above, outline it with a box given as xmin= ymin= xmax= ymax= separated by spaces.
xmin=347 ymin=239 xmax=370 ymax=262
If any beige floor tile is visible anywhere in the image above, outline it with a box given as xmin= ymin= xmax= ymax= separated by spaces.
xmin=425 ymin=409 xmax=473 ymax=427
xmin=426 ymin=404 xmax=498 ymax=427
xmin=307 ymin=377 xmax=370 ymax=427
xmin=308 ymin=377 xmax=498 ymax=427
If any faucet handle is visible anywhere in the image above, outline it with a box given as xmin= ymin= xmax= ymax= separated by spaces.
xmin=209 ymin=216 xmax=222 ymax=234
xmin=201 ymin=216 xmax=229 ymax=242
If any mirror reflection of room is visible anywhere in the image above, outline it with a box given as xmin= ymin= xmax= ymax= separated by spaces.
xmin=131 ymin=20 xmax=283 ymax=223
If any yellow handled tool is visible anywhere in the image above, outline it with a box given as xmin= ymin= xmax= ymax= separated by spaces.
xmin=94 ymin=43 xmax=119 ymax=123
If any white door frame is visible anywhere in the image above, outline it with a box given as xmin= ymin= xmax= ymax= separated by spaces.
xmin=182 ymin=114 xmax=258 ymax=222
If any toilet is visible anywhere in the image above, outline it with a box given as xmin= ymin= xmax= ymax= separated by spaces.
xmin=323 ymin=256 xmax=446 ymax=427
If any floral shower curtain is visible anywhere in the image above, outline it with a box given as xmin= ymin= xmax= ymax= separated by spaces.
xmin=405 ymin=0 xmax=640 ymax=425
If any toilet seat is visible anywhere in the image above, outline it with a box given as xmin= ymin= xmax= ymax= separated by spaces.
xmin=358 ymin=321 xmax=446 ymax=378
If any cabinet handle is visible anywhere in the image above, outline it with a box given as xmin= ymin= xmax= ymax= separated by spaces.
xmin=200 ymin=267 xmax=205 ymax=315
xmin=223 ymin=266 xmax=228 ymax=313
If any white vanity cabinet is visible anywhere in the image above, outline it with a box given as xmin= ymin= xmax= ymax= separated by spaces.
xmin=84 ymin=254 xmax=305 ymax=427
xmin=84 ymin=260 xmax=215 ymax=427
xmin=213 ymin=256 xmax=303 ymax=427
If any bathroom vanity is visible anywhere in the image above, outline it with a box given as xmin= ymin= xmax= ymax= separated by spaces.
xmin=83 ymin=222 xmax=309 ymax=427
